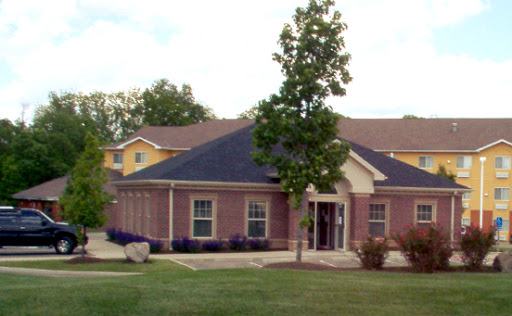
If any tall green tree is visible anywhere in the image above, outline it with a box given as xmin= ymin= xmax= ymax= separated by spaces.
xmin=59 ymin=133 xmax=114 ymax=256
xmin=135 ymin=79 xmax=216 ymax=126
xmin=252 ymin=0 xmax=352 ymax=262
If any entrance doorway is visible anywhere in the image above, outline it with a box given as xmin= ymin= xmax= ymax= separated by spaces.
xmin=308 ymin=201 xmax=346 ymax=251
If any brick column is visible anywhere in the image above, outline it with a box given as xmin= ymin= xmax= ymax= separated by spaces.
xmin=349 ymin=193 xmax=370 ymax=249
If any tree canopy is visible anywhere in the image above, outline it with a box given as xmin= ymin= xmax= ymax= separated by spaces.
xmin=252 ymin=0 xmax=352 ymax=261
xmin=59 ymin=133 xmax=114 ymax=255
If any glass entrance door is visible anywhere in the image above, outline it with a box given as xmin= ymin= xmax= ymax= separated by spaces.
xmin=335 ymin=202 xmax=345 ymax=250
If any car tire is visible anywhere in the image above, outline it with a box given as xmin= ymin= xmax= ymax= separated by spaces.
xmin=54 ymin=236 xmax=75 ymax=254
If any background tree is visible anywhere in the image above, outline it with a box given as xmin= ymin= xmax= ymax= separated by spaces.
xmin=135 ymin=79 xmax=216 ymax=126
xmin=59 ymin=133 xmax=114 ymax=256
xmin=237 ymin=105 xmax=259 ymax=119
xmin=252 ymin=0 xmax=352 ymax=262
xmin=436 ymin=164 xmax=457 ymax=182
xmin=402 ymin=114 xmax=424 ymax=119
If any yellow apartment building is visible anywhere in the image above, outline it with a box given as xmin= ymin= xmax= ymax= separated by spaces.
xmin=338 ymin=118 xmax=512 ymax=241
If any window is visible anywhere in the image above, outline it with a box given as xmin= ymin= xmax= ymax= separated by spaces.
xmin=419 ymin=156 xmax=433 ymax=169
xmin=193 ymin=200 xmax=213 ymax=238
xmin=135 ymin=152 xmax=148 ymax=164
xmin=456 ymin=156 xmax=472 ymax=169
xmin=416 ymin=204 xmax=434 ymax=223
xmin=113 ymin=153 xmax=123 ymax=164
xmin=495 ymin=156 xmax=511 ymax=170
xmin=461 ymin=217 xmax=470 ymax=227
xmin=462 ymin=192 xmax=471 ymax=200
xmin=494 ymin=187 xmax=510 ymax=201
xmin=369 ymin=204 xmax=386 ymax=237
xmin=247 ymin=201 xmax=267 ymax=238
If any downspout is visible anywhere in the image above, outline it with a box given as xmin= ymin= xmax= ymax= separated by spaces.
xmin=169 ymin=183 xmax=175 ymax=250
xmin=450 ymin=193 xmax=455 ymax=244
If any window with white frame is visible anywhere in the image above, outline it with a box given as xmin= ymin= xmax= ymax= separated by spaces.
xmin=462 ymin=192 xmax=471 ymax=200
xmin=419 ymin=156 xmax=434 ymax=169
xmin=193 ymin=200 xmax=213 ymax=238
xmin=416 ymin=204 xmax=434 ymax=223
xmin=494 ymin=187 xmax=510 ymax=201
xmin=456 ymin=156 xmax=472 ymax=169
xmin=494 ymin=218 xmax=509 ymax=233
xmin=495 ymin=156 xmax=511 ymax=170
xmin=461 ymin=217 xmax=470 ymax=227
xmin=247 ymin=201 xmax=267 ymax=238
xmin=369 ymin=204 xmax=386 ymax=237
xmin=135 ymin=152 xmax=148 ymax=164
xmin=113 ymin=153 xmax=123 ymax=164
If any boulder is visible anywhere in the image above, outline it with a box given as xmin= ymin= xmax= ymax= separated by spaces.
xmin=492 ymin=252 xmax=512 ymax=272
xmin=124 ymin=242 xmax=150 ymax=263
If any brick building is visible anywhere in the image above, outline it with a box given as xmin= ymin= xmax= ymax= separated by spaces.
xmin=112 ymin=124 xmax=468 ymax=251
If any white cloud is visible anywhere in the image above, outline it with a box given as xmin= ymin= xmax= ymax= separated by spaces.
xmin=0 ymin=0 xmax=510 ymax=123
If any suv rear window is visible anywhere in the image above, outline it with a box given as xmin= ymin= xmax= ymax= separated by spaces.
xmin=0 ymin=212 xmax=18 ymax=225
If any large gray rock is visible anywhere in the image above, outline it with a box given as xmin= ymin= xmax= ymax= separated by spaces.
xmin=124 ymin=242 xmax=150 ymax=263
xmin=493 ymin=252 xmax=512 ymax=272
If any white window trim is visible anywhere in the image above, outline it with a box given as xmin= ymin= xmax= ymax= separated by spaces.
xmin=414 ymin=202 xmax=436 ymax=224
xmin=494 ymin=187 xmax=510 ymax=201
xmin=368 ymin=202 xmax=388 ymax=237
xmin=419 ymin=156 xmax=434 ymax=169
xmin=246 ymin=199 xmax=269 ymax=238
xmin=190 ymin=195 xmax=217 ymax=239
xmin=135 ymin=152 xmax=148 ymax=164
xmin=462 ymin=192 xmax=471 ymax=200
xmin=113 ymin=153 xmax=124 ymax=164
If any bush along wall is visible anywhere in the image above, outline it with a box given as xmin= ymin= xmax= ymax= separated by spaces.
xmin=106 ymin=228 xmax=163 ymax=253
xmin=171 ymin=235 xmax=272 ymax=253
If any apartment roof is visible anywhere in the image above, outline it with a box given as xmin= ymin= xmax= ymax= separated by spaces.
xmin=106 ymin=119 xmax=254 ymax=150
xmin=115 ymin=124 xmax=467 ymax=191
xmin=12 ymin=169 xmax=122 ymax=201
xmin=337 ymin=118 xmax=512 ymax=152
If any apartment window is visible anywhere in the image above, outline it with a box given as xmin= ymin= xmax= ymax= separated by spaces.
xmin=419 ymin=156 xmax=433 ymax=169
xmin=494 ymin=187 xmax=510 ymax=201
xmin=369 ymin=204 xmax=386 ymax=237
xmin=113 ymin=153 xmax=124 ymax=164
xmin=462 ymin=192 xmax=471 ymax=200
xmin=135 ymin=152 xmax=148 ymax=164
xmin=461 ymin=217 xmax=470 ymax=227
xmin=495 ymin=156 xmax=511 ymax=170
xmin=416 ymin=204 xmax=434 ymax=223
xmin=247 ymin=201 xmax=267 ymax=238
xmin=193 ymin=200 xmax=213 ymax=238
xmin=456 ymin=156 xmax=472 ymax=169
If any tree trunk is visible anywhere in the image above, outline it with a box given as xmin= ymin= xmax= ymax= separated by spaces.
xmin=296 ymin=188 xmax=309 ymax=262
xmin=81 ymin=226 xmax=87 ymax=258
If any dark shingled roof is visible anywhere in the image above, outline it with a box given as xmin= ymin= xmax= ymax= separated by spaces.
xmin=106 ymin=119 xmax=254 ymax=150
xmin=12 ymin=169 xmax=123 ymax=201
xmin=115 ymin=124 xmax=467 ymax=191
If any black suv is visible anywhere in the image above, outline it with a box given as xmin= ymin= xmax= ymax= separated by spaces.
xmin=0 ymin=207 xmax=77 ymax=254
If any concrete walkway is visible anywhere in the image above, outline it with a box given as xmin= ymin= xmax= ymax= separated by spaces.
xmin=0 ymin=232 xmax=502 ymax=275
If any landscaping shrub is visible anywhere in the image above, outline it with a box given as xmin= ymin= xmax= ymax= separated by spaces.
xmin=355 ymin=236 xmax=389 ymax=270
xmin=106 ymin=229 xmax=163 ymax=253
xmin=460 ymin=224 xmax=495 ymax=270
xmin=202 ymin=239 xmax=224 ymax=252
xmin=248 ymin=238 xmax=271 ymax=251
xmin=393 ymin=223 xmax=452 ymax=273
xmin=171 ymin=237 xmax=202 ymax=253
xmin=228 ymin=234 xmax=248 ymax=251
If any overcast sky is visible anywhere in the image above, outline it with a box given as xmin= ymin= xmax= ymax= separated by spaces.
xmin=1 ymin=0 xmax=511 ymax=123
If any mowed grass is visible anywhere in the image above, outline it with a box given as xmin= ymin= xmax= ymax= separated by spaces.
xmin=0 ymin=260 xmax=511 ymax=316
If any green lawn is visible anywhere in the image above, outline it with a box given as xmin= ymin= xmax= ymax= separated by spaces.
xmin=0 ymin=260 xmax=511 ymax=316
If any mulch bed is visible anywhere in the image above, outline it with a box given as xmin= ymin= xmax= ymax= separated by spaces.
xmin=264 ymin=262 xmax=499 ymax=273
